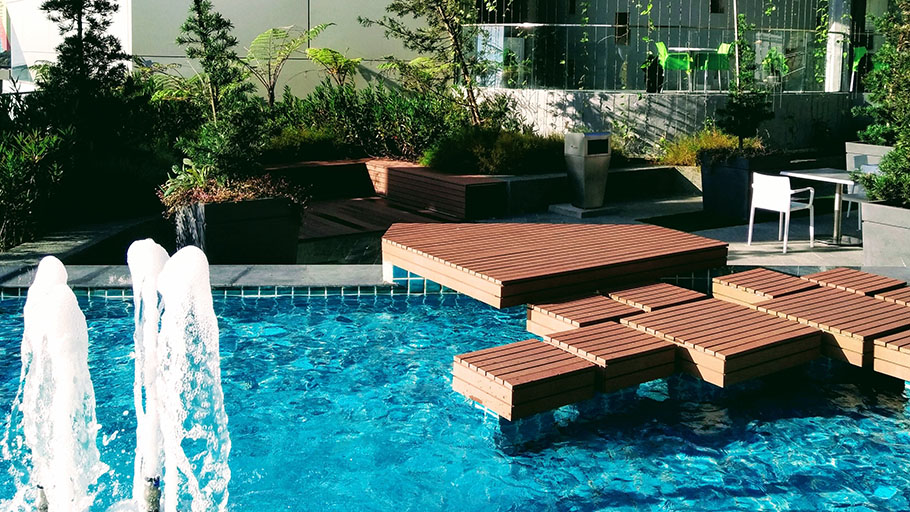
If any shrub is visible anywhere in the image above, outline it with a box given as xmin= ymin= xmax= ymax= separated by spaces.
xmin=0 ymin=131 xmax=67 ymax=250
xmin=158 ymin=161 xmax=306 ymax=218
xmin=300 ymin=81 xmax=467 ymax=160
xmin=261 ymin=126 xmax=358 ymax=164
xmin=421 ymin=127 xmax=564 ymax=175
xmin=658 ymin=127 xmax=763 ymax=166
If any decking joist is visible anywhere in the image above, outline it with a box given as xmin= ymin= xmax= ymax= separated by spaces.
xmin=621 ymin=298 xmax=821 ymax=387
xmin=383 ymin=223 xmax=728 ymax=308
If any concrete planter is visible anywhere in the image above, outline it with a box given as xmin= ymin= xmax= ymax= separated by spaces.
xmin=495 ymin=173 xmax=568 ymax=215
xmin=700 ymin=155 xmax=788 ymax=221
xmin=861 ymin=202 xmax=910 ymax=267
xmin=845 ymin=142 xmax=893 ymax=172
xmin=176 ymin=197 xmax=301 ymax=264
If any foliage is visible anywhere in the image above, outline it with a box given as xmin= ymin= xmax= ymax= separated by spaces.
xmin=177 ymin=0 xmax=251 ymax=122
xmin=242 ymin=24 xmax=331 ymax=106
xmin=717 ymin=14 xmax=774 ymax=148
xmin=159 ymin=161 xmax=307 ymax=217
xmin=762 ymin=47 xmax=789 ymax=76
xmin=0 ymin=131 xmax=68 ymax=250
xmin=476 ymin=93 xmax=533 ymax=133
xmin=421 ymin=127 xmax=564 ymax=175
xmin=658 ymin=126 xmax=763 ymax=166
xmin=852 ymin=0 xmax=910 ymax=206
xmin=299 ymin=81 xmax=467 ymax=160
xmin=359 ymin=0 xmax=491 ymax=125
xmin=305 ymin=47 xmax=362 ymax=86
xmin=262 ymin=126 xmax=358 ymax=164
xmin=177 ymin=98 xmax=268 ymax=177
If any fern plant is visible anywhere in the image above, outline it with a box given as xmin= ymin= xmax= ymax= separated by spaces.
xmin=305 ymin=47 xmax=362 ymax=86
xmin=241 ymin=24 xmax=331 ymax=106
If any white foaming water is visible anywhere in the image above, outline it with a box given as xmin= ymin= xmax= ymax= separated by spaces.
xmin=156 ymin=246 xmax=231 ymax=512
xmin=2 ymin=256 xmax=107 ymax=511
xmin=127 ymin=239 xmax=170 ymax=509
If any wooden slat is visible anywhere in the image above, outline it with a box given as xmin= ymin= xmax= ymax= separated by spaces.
xmin=712 ymin=268 xmax=818 ymax=300
xmin=877 ymin=287 xmax=910 ymax=307
xmin=528 ymin=295 xmax=643 ymax=330
xmin=607 ymin=283 xmax=706 ymax=312
xmin=801 ymin=267 xmax=907 ymax=296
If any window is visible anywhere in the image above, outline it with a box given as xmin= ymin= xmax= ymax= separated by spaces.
xmin=615 ymin=12 xmax=630 ymax=45
xmin=710 ymin=0 xmax=725 ymax=13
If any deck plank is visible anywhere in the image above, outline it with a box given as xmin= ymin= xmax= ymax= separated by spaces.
xmin=801 ymin=268 xmax=907 ymax=296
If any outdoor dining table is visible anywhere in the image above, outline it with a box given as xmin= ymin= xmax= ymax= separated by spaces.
xmin=780 ymin=168 xmax=855 ymax=245
xmin=668 ymin=47 xmax=717 ymax=90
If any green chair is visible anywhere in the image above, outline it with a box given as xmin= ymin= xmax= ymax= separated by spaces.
xmin=655 ymin=42 xmax=692 ymax=90
xmin=850 ymin=46 xmax=867 ymax=92
xmin=701 ymin=42 xmax=733 ymax=90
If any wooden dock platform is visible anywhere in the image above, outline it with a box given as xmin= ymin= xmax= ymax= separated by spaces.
xmin=607 ymin=282 xmax=706 ymax=312
xmin=753 ymin=287 xmax=910 ymax=366
xmin=874 ymin=330 xmax=910 ymax=381
xmin=712 ymin=268 xmax=818 ymax=306
xmin=801 ymin=268 xmax=907 ymax=297
xmin=877 ymin=287 xmax=910 ymax=307
xmin=542 ymin=322 xmax=676 ymax=392
xmin=382 ymin=223 xmax=728 ymax=308
xmin=621 ymin=299 xmax=821 ymax=387
xmin=526 ymin=295 xmax=643 ymax=336
xmin=452 ymin=340 xmax=597 ymax=421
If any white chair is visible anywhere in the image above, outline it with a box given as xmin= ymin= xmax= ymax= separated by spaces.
xmin=747 ymin=173 xmax=815 ymax=254
xmin=845 ymin=164 xmax=880 ymax=230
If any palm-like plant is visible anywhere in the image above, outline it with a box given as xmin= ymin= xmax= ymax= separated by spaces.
xmin=305 ymin=47 xmax=362 ymax=86
xmin=241 ymin=24 xmax=331 ymax=106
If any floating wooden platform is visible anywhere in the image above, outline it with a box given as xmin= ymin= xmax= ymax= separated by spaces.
xmin=543 ymin=322 xmax=676 ymax=392
xmin=622 ymin=299 xmax=821 ymax=387
xmin=877 ymin=287 xmax=910 ymax=307
xmin=452 ymin=339 xmax=597 ymax=421
xmin=526 ymin=295 xmax=642 ymax=336
xmin=874 ymin=330 xmax=910 ymax=381
xmin=801 ymin=268 xmax=907 ymax=297
xmin=753 ymin=287 xmax=910 ymax=367
xmin=607 ymin=282 xmax=706 ymax=312
xmin=712 ymin=268 xmax=818 ymax=306
xmin=382 ymin=223 xmax=728 ymax=308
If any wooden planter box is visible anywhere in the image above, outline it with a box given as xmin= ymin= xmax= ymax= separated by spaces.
xmin=861 ymin=202 xmax=910 ymax=267
xmin=366 ymin=160 xmax=507 ymax=220
xmin=176 ymin=198 xmax=301 ymax=264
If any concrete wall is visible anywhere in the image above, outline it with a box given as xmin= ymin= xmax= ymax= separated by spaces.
xmin=487 ymin=87 xmax=854 ymax=153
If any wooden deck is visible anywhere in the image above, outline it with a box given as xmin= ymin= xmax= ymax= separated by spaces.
xmin=526 ymin=295 xmax=642 ymax=336
xmin=608 ymin=282 xmax=706 ymax=312
xmin=712 ymin=268 xmax=818 ymax=306
xmin=873 ymin=330 xmax=910 ymax=381
xmin=877 ymin=287 xmax=910 ymax=307
xmin=753 ymin=287 xmax=910 ymax=367
xmin=382 ymin=223 xmax=728 ymax=308
xmin=543 ymin=322 xmax=676 ymax=392
xmin=801 ymin=268 xmax=907 ymax=296
xmin=621 ymin=299 xmax=821 ymax=387
xmin=301 ymin=197 xmax=451 ymax=241
xmin=452 ymin=339 xmax=597 ymax=421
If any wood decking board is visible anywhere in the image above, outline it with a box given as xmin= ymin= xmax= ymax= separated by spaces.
xmin=383 ymin=223 xmax=728 ymax=308
xmin=873 ymin=330 xmax=910 ymax=380
xmin=876 ymin=287 xmax=910 ymax=307
xmin=526 ymin=295 xmax=643 ymax=336
xmin=452 ymin=339 xmax=597 ymax=420
xmin=801 ymin=268 xmax=907 ymax=296
xmin=712 ymin=268 xmax=818 ymax=306
xmin=751 ymin=286 xmax=910 ymax=367
xmin=620 ymin=299 xmax=821 ymax=387
xmin=542 ymin=322 xmax=676 ymax=390
xmin=607 ymin=283 xmax=706 ymax=312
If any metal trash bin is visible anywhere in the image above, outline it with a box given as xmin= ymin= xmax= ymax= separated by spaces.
xmin=564 ymin=132 xmax=612 ymax=209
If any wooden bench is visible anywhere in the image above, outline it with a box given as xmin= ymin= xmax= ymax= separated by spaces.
xmin=753 ymin=287 xmax=910 ymax=367
xmin=452 ymin=340 xmax=597 ymax=421
xmin=801 ymin=267 xmax=906 ymax=296
xmin=543 ymin=322 xmax=676 ymax=392
xmin=366 ymin=160 xmax=507 ymax=220
xmin=712 ymin=268 xmax=817 ymax=306
xmin=622 ymin=299 xmax=821 ymax=387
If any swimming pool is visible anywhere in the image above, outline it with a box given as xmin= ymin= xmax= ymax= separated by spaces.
xmin=1 ymin=293 xmax=910 ymax=510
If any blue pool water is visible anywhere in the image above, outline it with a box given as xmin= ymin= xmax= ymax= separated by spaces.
xmin=2 ymin=294 xmax=910 ymax=510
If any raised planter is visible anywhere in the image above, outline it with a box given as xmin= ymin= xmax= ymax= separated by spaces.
xmin=496 ymin=173 xmax=568 ymax=215
xmin=176 ymin=198 xmax=301 ymax=264
xmin=845 ymin=142 xmax=893 ymax=172
xmin=861 ymin=202 xmax=910 ymax=267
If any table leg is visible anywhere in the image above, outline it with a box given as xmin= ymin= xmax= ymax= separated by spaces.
xmin=833 ymin=183 xmax=843 ymax=244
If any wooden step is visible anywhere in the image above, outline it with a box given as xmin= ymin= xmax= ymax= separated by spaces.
xmin=543 ymin=322 xmax=676 ymax=392
xmin=621 ymin=298 xmax=821 ymax=387
xmin=712 ymin=268 xmax=817 ymax=306
xmin=801 ymin=267 xmax=906 ymax=297
xmin=452 ymin=339 xmax=597 ymax=421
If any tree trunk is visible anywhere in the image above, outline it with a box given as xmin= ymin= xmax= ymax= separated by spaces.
xmin=436 ymin=4 xmax=482 ymax=126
